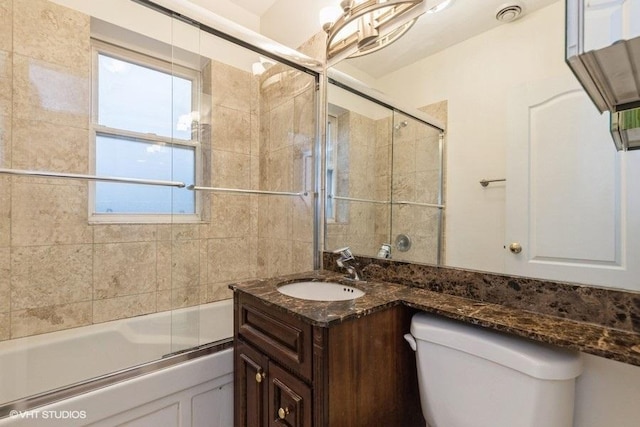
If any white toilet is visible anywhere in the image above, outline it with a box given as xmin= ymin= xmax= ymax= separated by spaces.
xmin=405 ymin=312 xmax=583 ymax=427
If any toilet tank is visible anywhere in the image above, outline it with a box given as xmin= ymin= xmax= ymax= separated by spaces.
xmin=409 ymin=313 xmax=583 ymax=427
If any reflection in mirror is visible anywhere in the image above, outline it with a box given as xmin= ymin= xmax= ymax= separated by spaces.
xmin=391 ymin=112 xmax=444 ymax=265
xmin=325 ymin=82 xmax=393 ymax=258
xmin=325 ymin=82 xmax=445 ymax=263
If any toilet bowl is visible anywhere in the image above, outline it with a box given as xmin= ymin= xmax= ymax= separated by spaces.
xmin=406 ymin=312 xmax=583 ymax=427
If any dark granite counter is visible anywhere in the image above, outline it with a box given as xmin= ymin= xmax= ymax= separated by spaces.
xmin=229 ymin=263 xmax=640 ymax=367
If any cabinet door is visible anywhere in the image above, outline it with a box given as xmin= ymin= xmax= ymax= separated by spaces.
xmin=235 ymin=340 xmax=268 ymax=427
xmin=268 ymin=361 xmax=312 ymax=427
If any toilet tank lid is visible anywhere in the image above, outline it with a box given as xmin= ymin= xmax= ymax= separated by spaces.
xmin=410 ymin=313 xmax=583 ymax=380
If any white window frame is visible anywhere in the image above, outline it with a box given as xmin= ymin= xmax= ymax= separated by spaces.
xmin=89 ymin=40 xmax=202 ymax=224
xmin=326 ymin=114 xmax=338 ymax=223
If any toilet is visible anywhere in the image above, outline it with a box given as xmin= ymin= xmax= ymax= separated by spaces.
xmin=405 ymin=312 xmax=583 ymax=427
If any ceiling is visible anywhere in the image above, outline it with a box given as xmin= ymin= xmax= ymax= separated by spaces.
xmin=211 ymin=0 xmax=560 ymax=79
xmin=232 ymin=0 xmax=280 ymax=17
xmin=342 ymin=0 xmax=560 ymax=78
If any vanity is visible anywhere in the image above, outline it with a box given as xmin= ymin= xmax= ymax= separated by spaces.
xmin=231 ymin=255 xmax=640 ymax=426
xmin=233 ymin=278 xmax=424 ymax=427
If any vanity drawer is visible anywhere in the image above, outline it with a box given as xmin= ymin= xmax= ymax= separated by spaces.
xmin=237 ymin=293 xmax=313 ymax=382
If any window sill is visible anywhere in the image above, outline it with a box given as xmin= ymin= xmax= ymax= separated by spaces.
xmin=89 ymin=213 xmax=203 ymax=225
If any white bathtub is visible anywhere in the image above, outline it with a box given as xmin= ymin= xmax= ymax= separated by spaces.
xmin=0 ymin=300 xmax=234 ymax=427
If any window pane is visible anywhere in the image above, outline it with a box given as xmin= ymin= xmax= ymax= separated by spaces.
xmin=98 ymin=54 xmax=193 ymax=140
xmin=95 ymin=135 xmax=195 ymax=214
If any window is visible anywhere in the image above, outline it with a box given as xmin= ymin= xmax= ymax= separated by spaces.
xmin=90 ymin=41 xmax=201 ymax=222
xmin=326 ymin=115 xmax=338 ymax=222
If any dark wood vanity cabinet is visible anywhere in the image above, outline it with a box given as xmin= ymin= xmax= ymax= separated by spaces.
xmin=234 ymin=292 xmax=425 ymax=427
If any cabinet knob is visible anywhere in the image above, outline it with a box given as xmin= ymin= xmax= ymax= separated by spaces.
xmin=255 ymin=371 xmax=265 ymax=383
xmin=278 ymin=407 xmax=290 ymax=419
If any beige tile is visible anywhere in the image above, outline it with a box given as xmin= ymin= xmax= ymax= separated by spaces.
xmin=0 ymin=50 xmax=11 ymax=118
xmin=0 ymin=247 xmax=8 ymax=312
xmin=258 ymin=238 xmax=292 ymax=277
xmin=211 ymin=150 xmax=251 ymax=188
xmin=93 ymin=224 xmax=158 ymax=244
xmin=296 ymin=31 xmax=326 ymax=62
xmin=211 ymin=60 xmax=251 ymax=112
xmin=208 ymin=238 xmax=253 ymax=282
xmin=159 ymin=286 xmax=201 ymax=310
xmin=0 ymin=115 xmax=9 ymax=171
xmin=205 ymin=282 xmax=233 ymax=302
xmin=170 ymin=239 xmax=200 ymax=289
xmin=0 ymin=312 xmax=8 ymax=341
xmin=265 ymin=147 xmax=293 ymax=191
xmin=292 ymin=196 xmax=313 ymax=243
xmin=206 ymin=193 xmax=252 ymax=238
xmin=156 ymin=240 xmax=171 ymax=291
xmin=291 ymin=240 xmax=313 ymax=273
xmin=212 ymin=106 xmax=251 ymax=154
xmin=416 ymin=171 xmax=441 ymax=204
xmin=0 ymin=176 xmax=9 ymax=247
xmin=294 ymin=88 xmax=315 ymax=139
xmin=416 ymin=134 xmax=441 ymax=173
xmin=12 ymin=182 xmax=92 ymax=246
xmin=156 ymin=289 xmax=171 ymax=312
xmin=259 ymin=196 xmax=292 ymax=239
xmin=269 ymin=100 xmax=294 ymax=151
xmin=0 ymin=1 xmax=11 ymax=52
xmin=93 ymin=242 xmax=157 ymax=299
xmin=93 ymin=293 xmax=155 ymax=324
xmin=169 ymin=224 xmax=200 ymax=241
xmin=12 ymin=118 xmax=88 ymax=172
xmin=199 ymin=239 xmax=208 ymax=285
xmin=11 ymin=244 xmax=92 ymax=310
xmin=13 ymin=54 xmax=90 ymax=128
xmin=250 ymin=113 xmax=260 ymax=155
xmin=13 ymin=0 xmax=90 ymax=71
xmin=11 ymin=301 xmax=92 ymax=338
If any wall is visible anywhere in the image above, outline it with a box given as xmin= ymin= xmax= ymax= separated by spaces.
xmin=374 ymin=3 xmax=640 ymax=426
xmin=0 ymin=0 xmax=315 ymax=342
xmin=377 ymin=3 xmax=571 ymax=273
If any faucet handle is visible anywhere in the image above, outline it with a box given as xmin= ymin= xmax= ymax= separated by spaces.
xmin=333 ymin=246 xmax=354 ymax=260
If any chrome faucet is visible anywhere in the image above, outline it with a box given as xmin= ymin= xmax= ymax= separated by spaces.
xmin=333 ymin=247 xmax=363 ymax=281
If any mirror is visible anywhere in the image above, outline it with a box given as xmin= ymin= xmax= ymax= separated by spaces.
xmin=325 ymin=82 xmax=444 ymax=263
xmin=325 ymin=0 xmax=640 ymax=292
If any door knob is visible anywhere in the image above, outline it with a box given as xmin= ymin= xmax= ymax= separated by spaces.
xmin=255 ymin=371 xmax=265 ymax=383
xmin=509 ymin=242 xmax=522 ymax=254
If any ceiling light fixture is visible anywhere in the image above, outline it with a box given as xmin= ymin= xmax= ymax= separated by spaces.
xmin=321 ymin=0 xmax=426 ymax=63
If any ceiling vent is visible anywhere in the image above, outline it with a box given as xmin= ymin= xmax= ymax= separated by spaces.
xmin=496 ymin=3 xmax=523 ymax=22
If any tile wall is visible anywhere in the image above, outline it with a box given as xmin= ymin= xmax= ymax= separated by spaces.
xmin=0 ymin=0 xmax=316 ymax=340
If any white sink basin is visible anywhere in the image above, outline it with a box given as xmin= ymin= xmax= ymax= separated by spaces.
xmin=277 ymin=281 xmax=365 ymax=301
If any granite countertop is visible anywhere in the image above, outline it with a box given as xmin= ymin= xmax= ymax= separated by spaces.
xmin=230 ymin=270 xmax=640 ymax=367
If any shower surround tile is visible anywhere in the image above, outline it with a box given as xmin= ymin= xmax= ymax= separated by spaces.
xmin=13 ymin=0 xmax=90 ymax=71
xmin=0 ymin=50 xmax=11 ymax=118
xmin=211 ymin=60 xmax=251 ymax=113
xmin=93 ymin=242 xmax=157 ymax=300
xmin=0 ymin=247 xmax=9 ymax=313
xmin=212 ymin=106 xmax=251 ymax=154
xmin=11 ymin=181 xmax=92 ymax=246
xmin=0 ymin=0 xmax=11 ymax=53
xmin=0 ymin=312 xmax=8 ymax=341
xmin=0 ymin=176 xmax=9 ymax=247
xmin=92 ymin=292 xmax=155 ymax=324
xmin=93 ymin=224 xmax=158 ymax=244
xmin=12 ymin=54 xmax=90 ymax=129
xmin=11 ymin=301 xmax=92 ymax=338
xmin=211 ymin=150 xmax=251 ymax=189
xmin=11 ymin=118 xmax=88 ymax=173
xmin=10 ymin=244 xmax=92 ymax=310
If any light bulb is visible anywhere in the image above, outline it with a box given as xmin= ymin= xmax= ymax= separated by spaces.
xmin=319 ymin=5 xmax=342 ymax=28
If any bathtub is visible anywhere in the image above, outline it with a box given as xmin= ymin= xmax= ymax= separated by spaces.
xmin=0 ymin=300 xmax=234 ymax=427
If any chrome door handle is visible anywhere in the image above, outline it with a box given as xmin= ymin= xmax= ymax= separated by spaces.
xmin=509 ymin=243 xmax=522 ymax=254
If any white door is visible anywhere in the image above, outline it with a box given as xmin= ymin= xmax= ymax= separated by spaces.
xmin=505 ymin=76 xmax=640 ymax=290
